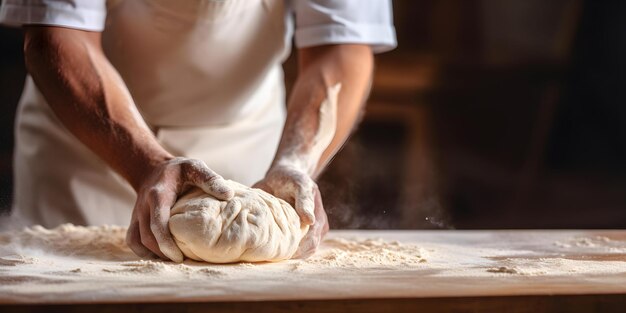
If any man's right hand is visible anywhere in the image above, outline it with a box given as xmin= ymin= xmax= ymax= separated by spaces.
xmin=126 ymin=157 xmax=234 ymax=263
xmin=21 ymin=27 xmax=233 ymax=263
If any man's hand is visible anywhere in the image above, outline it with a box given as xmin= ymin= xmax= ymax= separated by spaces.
xmin=294 ymin=186 xmax=329 ymax=258
xmin=252 ymin=45 xmax=372 ymax=258
xmin=253 ymin=164 xmax=329 ymax=258
xmin=126 ymin=157 xmax=234 ymax=263
xmin=22 ymin=27 xmax=236 ymax=262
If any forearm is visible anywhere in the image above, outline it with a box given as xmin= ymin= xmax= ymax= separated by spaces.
xmin=271 ymin=45 xmax=373 ymax=178
xmin=23 ymin=27 xmax=172 ymax=190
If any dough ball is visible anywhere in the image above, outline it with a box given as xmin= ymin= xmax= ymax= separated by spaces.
xmin=169 ymin=180 xmax=308 ymax=263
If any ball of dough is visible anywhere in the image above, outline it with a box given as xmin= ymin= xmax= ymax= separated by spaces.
xmin=169 ymin=180 xmax=308 ymax=263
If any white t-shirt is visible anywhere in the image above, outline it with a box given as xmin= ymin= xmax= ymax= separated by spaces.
xmin=2 ymin=0 xmax=397 ymax=226
xmin=0 ymin=0 xmax=397 ymax=52
xmin=1 ymin=0 xmax=396 ymax=127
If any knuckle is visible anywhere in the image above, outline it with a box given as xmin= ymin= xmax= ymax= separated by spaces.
xmin=147 ymin=186 xmax=164 ymax=199
xmin=147 ymin=189 xmax=170 ymax=209
xmin=295 ymin=180 xmax=309 ymax=190
xmin=178 ymin=159 xmax=194 ymax=172
xmin=186 ymin=159 xmax=204 ymax=171
xmin=293 ymin=175 xmax=309 ymax=186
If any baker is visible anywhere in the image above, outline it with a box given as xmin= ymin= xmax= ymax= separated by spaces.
xmin=0 ymin=0 xmax=396 ymax=262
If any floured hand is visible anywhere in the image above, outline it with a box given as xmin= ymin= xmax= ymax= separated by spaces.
xmin=127 ymin=157 xmax=234 ymax=263
xmin=253 ymin=164 xmax=328 ymax=257
xmin=293 ymin=186 xmax=329 ymax=258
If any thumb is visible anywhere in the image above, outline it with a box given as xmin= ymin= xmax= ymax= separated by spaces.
xmin=186 ymin=161 xmax=234 ymax=200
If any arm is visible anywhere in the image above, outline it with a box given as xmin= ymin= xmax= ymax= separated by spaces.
xmin=279 ymin=44 xmax=373 ymax=178
xmin=24 ymin=27 xmax=166 ymax=189
xmin=254 ymin=44 xmax=374 ymax=257
xmin=23 ymin=26 xmax=233 ymax=262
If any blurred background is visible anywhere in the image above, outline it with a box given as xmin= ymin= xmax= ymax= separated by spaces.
xmin=0 ymin=0 xmax=624 ymax=229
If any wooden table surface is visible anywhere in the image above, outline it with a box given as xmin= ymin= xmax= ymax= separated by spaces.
xmin=1 ymin=229 xmax=626 ymax=312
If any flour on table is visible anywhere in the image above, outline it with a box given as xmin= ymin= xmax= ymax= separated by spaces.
xmin=554 ymin=235 xmax=626 ymax=253
xmin=303 ymin=238 xmax=427 ymax=268
xmin=169 ymin=180 xmax=308 ymax=263
xmin=2 ymin=226 xmax=626 ymax=303
xmin=0 ymin=225 xmax=426 ymax=277
xmin=1 ymin=224 xmax=133 ymax=261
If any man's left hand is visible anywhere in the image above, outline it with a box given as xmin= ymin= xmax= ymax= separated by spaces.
xmin=253 ymin=164 xmax=329 ymax=258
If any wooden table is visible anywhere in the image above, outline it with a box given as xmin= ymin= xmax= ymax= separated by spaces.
xmin=1 ymin=230 xmax=626 ymax=312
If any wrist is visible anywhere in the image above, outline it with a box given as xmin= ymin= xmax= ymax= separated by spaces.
xmin=271 ymin=155 xmax=311 ymax=176
xmin=126 ymin=150 xmax=174 ymax=191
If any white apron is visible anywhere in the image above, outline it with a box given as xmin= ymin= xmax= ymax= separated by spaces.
xmin=13 ymin=0 xmax=290 ymax=227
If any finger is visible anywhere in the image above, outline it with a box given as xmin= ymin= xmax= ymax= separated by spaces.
xmin=321 ymin=217 xmax=330 ymax=237
xmin=126 ymin=210 xmax=158 ymax=259
xmin=150 ymin=202 xmax=184 ymax=263
xmin=313 ymin=187 xmax=329 ymax=237
xmin=294 ymin=188 xmax=326 ymax=259
xmin=186 ymin=160 xmax=234 ymax=200
xmin=294 ymin=185 xmax=316 ymax=225
xmin=138 ymin=207 xmax=169 ymax=260
xmin=294 ymin=230 xmax=321 ymax=259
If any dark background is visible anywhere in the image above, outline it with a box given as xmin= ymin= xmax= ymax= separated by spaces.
xmin=1 ymin=0 xmax=624 ymax=229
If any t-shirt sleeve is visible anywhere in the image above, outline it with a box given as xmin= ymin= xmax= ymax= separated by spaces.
xmin=292 ymin=0 xmax=397 ymax=53
xmin=0 ymin=0 xmax=107 ymax=31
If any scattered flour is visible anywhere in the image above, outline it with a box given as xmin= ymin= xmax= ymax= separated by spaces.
xmin=0 ymin=224 xmax=132 ymax=261
xmin=554 ymin=235 xmax=626 ymax=253
xmin=304 ymin=238 xmax=427 ymax=268
xmin=488 ymin=235 xmax=626 ymax=276
xmin=0 ymin=255 xmax=38 ymax=266
xmin=0 ymin=224 xmax=428 ymax=280
xmin=484 ymin=257 xmax=626 ymax=276
xmin=1 ymin=225 xmax=625 ymax=303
